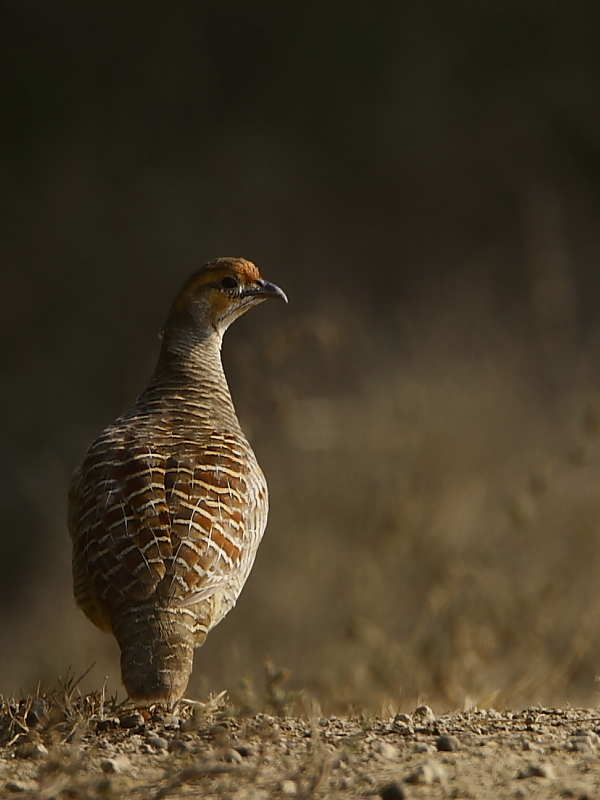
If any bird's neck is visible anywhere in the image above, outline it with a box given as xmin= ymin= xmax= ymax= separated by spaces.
xmin=135 ymin=327 xmax=242 ymax=431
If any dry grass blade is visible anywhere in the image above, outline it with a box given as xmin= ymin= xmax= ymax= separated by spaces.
xmin=58 ymin=664 xmax=95 ymax=704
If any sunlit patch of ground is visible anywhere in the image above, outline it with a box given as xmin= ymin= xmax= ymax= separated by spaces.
xmin=2 ymin=677 xmax=600 ymax=799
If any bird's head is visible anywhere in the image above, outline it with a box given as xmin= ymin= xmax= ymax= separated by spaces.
xmin=164 ymin=257 xmax=287 ymax=344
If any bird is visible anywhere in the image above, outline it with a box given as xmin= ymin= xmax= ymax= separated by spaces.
xmin=68 ymin=257 xmax=287 ymax=707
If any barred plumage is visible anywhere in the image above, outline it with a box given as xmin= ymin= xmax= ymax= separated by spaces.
xmin=68 ymin=258 xmax=287 ymax=705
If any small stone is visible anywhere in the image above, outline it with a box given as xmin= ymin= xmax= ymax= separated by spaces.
xmin=379 ymin=780 xmax=406 ymax=800
xmin=394 ymin=713 xmax=412 ymax=725
xmin=210 ymin=726 xmax=230 ymax=749
xmin=101 ymin=755 xmax=132 ymax=774
xmin=429 ymin=761 xmax=447 ymax=782
xmin=15 ymin=741 xmax=48 ymax=759
xmin=413 ymin=705 xmax=435 ymax=722
xmin=280 ymin=779 xmax=297 ymax=795
xmin=374 ymin=741 xmax=399 ymax=760
xmin=574 ymin=728 xmax=600 ymax=744
xmin=234 ymin=745 xmax=255 ymax=757
xmin=436 ymin=735 xmax=459 ymax=752
xmin=153 ymin=713 xmax=180 ymax=727
xmin=217 ymin=747 xmax=243 ymax=763
xmin=393 ymin=721 xmax=414 ymax=735
xmin=406 ymin=763 xmax=435 ymax=785
xmin=406 ymin=760 xmax=447 ymax=785
xmin=517 ymin=763 xmax=555 ymax=780
xmin=119 ymin=713 xmax=144 ymax=729
xmin=180 ymin=717 xmax=199 ymax=733
xmin=96 ymin=718 xmax=119 ymax=732
xmin=570 ymin=736 xmax=595 ymax=752
xmin=25 ymin=698 xmax=47 ymax=728
xmin=522 ymin=741 xmax=543 ymax=752
xmin=414 ymin=742 xmax=435 ymax=754
xmin=146 ymin=735 xmax=168 ymax=750
xmin=5 ymin=781 xmax=36 ymax=793
xmin=168 ymin=738 xmax=191 ymax=753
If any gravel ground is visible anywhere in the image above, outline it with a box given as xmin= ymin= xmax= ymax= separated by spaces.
xmin=1 ymin=695 xmax=600 ymax=799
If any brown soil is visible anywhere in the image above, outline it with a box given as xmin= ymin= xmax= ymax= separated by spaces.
xmin=1 ymin=691 xmax=599 ymax=799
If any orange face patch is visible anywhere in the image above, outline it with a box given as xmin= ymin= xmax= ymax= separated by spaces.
xmin=171 ymin=258 xmax=262 ymax=315
xmin=188 ymin=258 xmax=261 ymax=292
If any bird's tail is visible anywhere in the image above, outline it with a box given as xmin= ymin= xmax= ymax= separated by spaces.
xmin=112 ymin=602 xmax=197 ymax=706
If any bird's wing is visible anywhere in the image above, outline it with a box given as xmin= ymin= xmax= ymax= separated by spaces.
xmin=71 ymin=432 xmax=263 ymax=615
xmin=157 ymin=445 xmax=253 ymax=606
xmin=71 ymin=437 xmax=173 ymax=613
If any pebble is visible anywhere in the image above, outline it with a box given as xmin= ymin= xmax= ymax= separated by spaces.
xmin=96 ymin=718 xmax=119 ymax=732
xmin=101 ymin=755 xmax=132 ymax=774
xmin=235 ymin=745 xmax=255 ymax=758
xmin=576 ymin=728 xmax=600 ymax=744
xmin=210 ymin=724 xmax=230 ymax=746
xmin=517 ymin=763 xmax=555 ymax=780
xmin=168 ymin=739 xmax=191 ymax=753
xmin=217 ymin=747 xmax=243 ymax=763
xmin=119 ymin=713 xmax=144 ymax=729
xmin=393 ymin=721 xmax=414 ymax=735
xmin=413 ymin=705 xmax=435 ymax=722
xmin=25 ymin=698 xmax=47 ymax=728
xmin=406 ymin=763 xmax=435 ymax=785
xmin=522 ymin=741 xmax=543 ymax=752
xmin=394 ymin=713 xmax=412 ymax=725
xmin=5 ymin=781 xmax=37 ymax=793
xmin=570 ymin=737 xmax=594 ymax=752
xmin=374 ymin=741 xmax=399 ymax=760
xmin=146 ymin=735 xmax=168 ymax=750
xmin=406 ymin=760 xmax=447 ymax=785
xmin=379 ymin=780 xmax=406 ymax=800
xmin=153 ymin=713 xmax=180 ymax=727
xmin=436 ymin=735 xmax=459 ymax=752
xmin=414 ymin=742 xmax=435 ymax=753
xmin=15 ymin=741 xmax=48 ymax=759
xmin=280 ymin=779 xmax=297 ymax=795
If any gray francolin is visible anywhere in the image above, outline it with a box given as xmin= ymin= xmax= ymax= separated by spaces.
xmin=68 ymin=258 xmax=287 ymax=706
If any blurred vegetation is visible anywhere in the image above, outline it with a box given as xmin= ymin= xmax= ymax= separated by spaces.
xmin=3 ymin=0 xmax=600 ymax=710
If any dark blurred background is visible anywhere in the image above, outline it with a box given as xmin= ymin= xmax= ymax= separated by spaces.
xmin=3 ymin=0 xmax=600 ymax=712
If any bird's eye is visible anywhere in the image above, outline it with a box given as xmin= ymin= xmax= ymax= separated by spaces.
xmin=220 ymin=276 xmax=239 ymax=290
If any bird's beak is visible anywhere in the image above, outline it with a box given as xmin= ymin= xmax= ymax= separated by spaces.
xmin=244 ymin=279 xmax=288 ymax=303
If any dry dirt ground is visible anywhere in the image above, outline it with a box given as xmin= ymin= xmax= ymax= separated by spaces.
xmin=1 ymin=689 xmax=600 ymax=800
